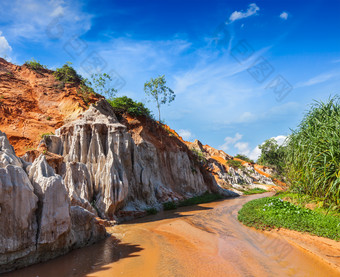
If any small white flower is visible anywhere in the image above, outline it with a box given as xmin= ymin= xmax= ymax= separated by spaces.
xmin=263 ymin=208 xmax=266 ymax=211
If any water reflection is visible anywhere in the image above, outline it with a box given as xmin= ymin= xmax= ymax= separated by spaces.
xmin=3 ymin=237 xmax=143 ymax=277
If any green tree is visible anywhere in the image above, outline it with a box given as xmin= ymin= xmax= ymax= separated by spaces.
xmin=257 ymin=138 xmax=286 ymax=174
xmin=144 ymin=75 xmax=175 ymax=121
xmin=89 ymin=73 xmax=117 ymax=99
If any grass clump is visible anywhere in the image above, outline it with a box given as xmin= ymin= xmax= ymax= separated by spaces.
xmin=41 ymin=132 xmax=54 ymax=139
xmin=234 ymin=154 xmax=254 ymax=163
xmin=24 ymin=59 xmax=47 ymax=73
xmin=226 ymin=159 xmax=243 ymax=169
xmin=108 ymin=96 xmax=152 ymax=117
xmin=243 ymin=188 xmax=267 ymax=195
xmin=285 ymin=96 xmax=340 ymax=206
xmin=238 ymin=196 xmax=340 ymax=240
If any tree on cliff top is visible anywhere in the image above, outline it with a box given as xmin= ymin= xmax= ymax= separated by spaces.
xmin=144 ymin=75 xmax=175 ymax=122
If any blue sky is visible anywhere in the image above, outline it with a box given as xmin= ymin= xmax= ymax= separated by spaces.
xmin=1 ymin=0 xmax=340 ymax=160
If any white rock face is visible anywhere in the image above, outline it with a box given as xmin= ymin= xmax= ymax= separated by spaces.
xmin=29 ymin=155 xmax=71 ymax=245
xmin=0 ymin=131 xmax=106 ymax=273
xmin=0 ymin=130 xmax=22 ymax=167
xmin=0 ymin=165 xmax=38 ymax=263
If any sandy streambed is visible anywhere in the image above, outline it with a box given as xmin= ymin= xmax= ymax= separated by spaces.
xmin=4 ymin=193 xmax=340 ymax=277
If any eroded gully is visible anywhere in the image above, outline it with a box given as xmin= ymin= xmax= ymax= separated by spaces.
xmin=4 ymin=193 xmax=340 ymax=277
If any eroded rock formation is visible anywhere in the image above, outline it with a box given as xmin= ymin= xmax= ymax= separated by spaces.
xmin=0 ymin=131 xmax=106 ymax=273
xmin=42 ymin=100 xmax=236 ymax=220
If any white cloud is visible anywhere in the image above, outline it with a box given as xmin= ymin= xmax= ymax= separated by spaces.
xmin=273 ymin=135 xmax=287 ymax=146
xmin=0 ymin=31 xmax=12 ymax=58
xmin=249 ymin=146 xmax=261 ymax=161
xmin=178 ymin=129 xmax=193 ymax=141
xmin=219 ymin=133 xmax=287 ymax=161
xmin=280 ymin=12 xmax=289 ymax=20
xmin=220 ymin=133 xmax=243 ymax=151
xmin=229 ymin=3 xmax=260 ymax=23
xmin=235 ymin=142 xmax=250 ymax=153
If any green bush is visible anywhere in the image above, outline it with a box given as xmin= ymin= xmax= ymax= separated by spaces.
xmin=238 ymin=196 xmax=340 ymax=240
xmin=285 ymin=96 xmax=340 ymax=206
xmin=163 ymin=201 xmax=177 ymax=210
xmin=54 ymin=62 xmax=82 ymax=84
xmin=24 ymin=59 xmax=47 ymax=72
xmin=226 ymin=159 xmax=243 ymax=169
xmin=108 ymin=96 xmax=152 ymax=117
xmin=178 ymin=192 xmax=222 ymax=206
xmin=234 ymin=154 xmax=254 ymax=163
xmin=257 ymin=138 xmax=286 ymax=174
xmin=145 ymin=208 xmax=158 ymax=215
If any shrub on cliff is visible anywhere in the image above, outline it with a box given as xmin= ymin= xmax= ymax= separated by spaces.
xmin=234 ymin=154 xmax=254 ymax=164
xmin=108 ymin=96 xmax=152 ymax=117
xmin=24 ymin=59 xmax=47 ymax=73
xmin=54 ymin=62 xmax=82 ymax=84
xmin=226 ymin=159 xmax=243 ymax=169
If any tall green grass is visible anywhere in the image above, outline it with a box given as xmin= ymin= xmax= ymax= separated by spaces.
xmin=285 ymin=96 xmax=340 ymax=206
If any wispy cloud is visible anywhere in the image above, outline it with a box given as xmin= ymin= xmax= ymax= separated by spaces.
xmin=331 ymin=58 xmax=340 ymax=64
xmin=0 ymin=0 xmax=93 ymax=42
xmin=228 ymin=3 xmax=260 ymax=24
xmin=219 ymin=133 xmax=243 ymax=151
xmin=218 ymin=102 xmax=300 ymax=126
xmin=279 ymin=12 xmax=289 ymax=20
xmin=295 ymin=72 xmax=339 ymax=88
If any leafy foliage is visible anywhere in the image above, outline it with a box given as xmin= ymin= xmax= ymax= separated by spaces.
xmin=89 ymin=73 xmax=117 ymax=98
xmin=76 ymin=80 xmax=95 ymax=104
xmin=234 ymin=154 xmax=254 ymax=163
xmin=108 ymin=96 xmax=152 ymax=117
xmin=24 ymin=59 xmax=47 ymax=73
xmin=257 ymin=138 xmax=286 ymax=174
xmin=243 ymin=188 xmax=267 ymax=195
xmin=285 ymin=96 xmax=340 ymax=206
xmin=54 ymin=62 xmax=82 ymax=84
xmin=238 ymin=196 xmax=340 ymax=240
xmin=226 ymin=159 xmax=243 ymax=169
xmin=144 ymin=75 xmax=175 ymax=121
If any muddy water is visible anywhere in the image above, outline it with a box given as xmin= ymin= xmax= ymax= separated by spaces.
xmin=4 ymin=193 xmax=340 ymax=277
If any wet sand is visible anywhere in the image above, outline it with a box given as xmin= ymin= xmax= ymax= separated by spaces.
xmin=4 ymin=193 xmax=340 ymax=277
